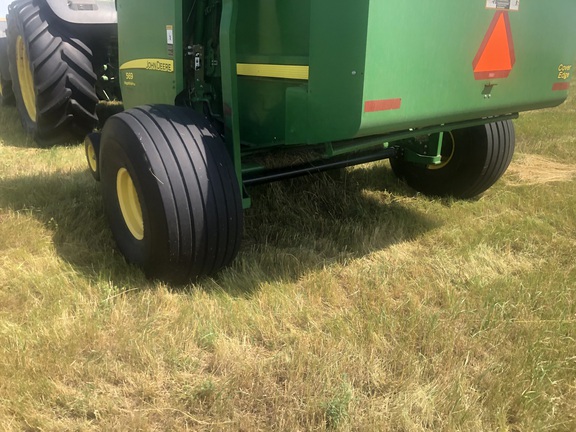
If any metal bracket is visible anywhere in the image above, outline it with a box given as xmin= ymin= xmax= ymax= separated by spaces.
xmin=399 ymin=132 xmax=443 ymax=165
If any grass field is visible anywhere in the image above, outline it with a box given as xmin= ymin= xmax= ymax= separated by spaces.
xmin=1 ymin=91 xmax=575 ymax=431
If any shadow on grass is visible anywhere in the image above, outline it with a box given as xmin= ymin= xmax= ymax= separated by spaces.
xmin=0 ymin=106 xmax=86 ymax=148
xmin=351 ymin=162 xmax=485 ymax=207
xmin=0 ymin=103 xmax=125 ymax=149
xmin=0 ymin=169 xmax=149 ymax=287
xmin=0 ymin=106 xmax=38 ymax=148
xmin=0 ymin=163 xmax=439 ymax=295
xmin=220 ymin=163 xmax=440 ymax=294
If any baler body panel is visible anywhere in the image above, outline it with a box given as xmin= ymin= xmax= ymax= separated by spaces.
xmin=358 ymin=0 xmax=576 ymax=138
xmin=117 ymin=0 xmax=576 ymax=148
xmin=233 ymin=0 xmax=576 ymax=146
xmin=116 ymin=0 xmax=189 ymax=108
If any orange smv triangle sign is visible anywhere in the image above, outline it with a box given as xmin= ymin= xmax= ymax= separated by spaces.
xmin=473 ymin=11 xmax=515 ymax=80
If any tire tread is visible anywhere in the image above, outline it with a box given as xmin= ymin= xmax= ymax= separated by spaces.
xmin=100 ymin=105 xmax=243 ymax=282
xmin=7 ymin=0 xmax=98 ymax=145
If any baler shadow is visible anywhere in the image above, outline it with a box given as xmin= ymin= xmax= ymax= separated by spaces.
xmin=348 ymin=161 xmax=485 ymax=206
xmin=217 ymin=164 xmax=438 ymax=294
xmin=0 ymin=162 xmax=438 ymax=294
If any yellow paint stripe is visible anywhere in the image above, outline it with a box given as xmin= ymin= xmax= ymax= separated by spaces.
xmin=237 ymin=63 xmax=309 ymax=80
xmin=120 ymin=58 xmax=174 ymax=73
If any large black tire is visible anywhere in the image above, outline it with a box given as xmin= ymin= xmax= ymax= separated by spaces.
xmin=0 ymin=37 xmax=15 ymax=105
xmin=99 ymin=105 xmax=244 ymax=283
xmin=7 ymin=0 xmax=98 ymax=145
xmin=391 ymin=120 xmax=515 ymax=198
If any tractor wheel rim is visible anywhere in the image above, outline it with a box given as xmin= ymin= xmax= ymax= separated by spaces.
xmin=116 ymin=168 xmax=144 ymax=240
xmin=428 ymin=131 xmax=456 ymax=170
xmin=86 ymin=138 xmax=98 ymax=173
xmin=16 ymin=35 xmax=36 ymax=121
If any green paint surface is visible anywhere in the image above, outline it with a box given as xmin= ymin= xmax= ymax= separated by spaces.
xmin=118 ymin=0 xmax=576 ymax=148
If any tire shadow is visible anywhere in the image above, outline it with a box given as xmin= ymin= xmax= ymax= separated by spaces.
xmin=0 ymin=168 xmax=149 ymax=286
xmin=0 ymin=106 xmax=38 ymax=148
xmin=0 ymin=102 xmax=124 ymax=149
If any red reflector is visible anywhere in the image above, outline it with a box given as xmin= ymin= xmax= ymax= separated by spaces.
xmin=473 ymin=11 xmax=515 ymax=80
xmin=365 ymin=98 xmax=402 ymax=112
xmin=552 ymin=82 xmax=570 ymax=91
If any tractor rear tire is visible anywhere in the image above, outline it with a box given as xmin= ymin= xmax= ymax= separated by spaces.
xmin=0 ymin=37 xmax=15 ymax=105
xmin=390 ymin=120 xmax=515 ymax=199
xmin=99 ymin=105 xmax=244 ymax=283
xmin=7 ymin=0 xmax=98 ymax=146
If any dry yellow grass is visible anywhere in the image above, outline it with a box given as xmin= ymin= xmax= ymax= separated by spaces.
xmin=506 ymin=154 xmax=576 ymax=186
xmin=1 ymin=91 xmax=575 ymax=430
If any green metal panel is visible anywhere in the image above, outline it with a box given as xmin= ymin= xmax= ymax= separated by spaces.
xmin=220 ymin=0 xmax=248 ymax=206
xmin=115 ymin=0 xmax=576 ymax=150
xmin=235 ymin=0 xmax=310 ymax=145
xmin=116 ymin=0 xmax=187 ymax=108
xmin=232 ymin=0 xmax=576 ymax=147
xmin=304 ymin=0 xmax=369 ymax=144
xmin=358 ymin=0 xmax=576 ymax=137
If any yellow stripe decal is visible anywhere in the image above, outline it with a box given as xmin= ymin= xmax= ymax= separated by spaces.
xmin=237 ymin=63 xmax=309 ymax=80
xmin=120 ymin=59 xmax=174 ymax=73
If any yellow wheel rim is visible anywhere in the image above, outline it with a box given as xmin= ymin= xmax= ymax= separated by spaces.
xmin=428 ymin=131 xmax=456 ymax=170
xmin=0 ymin=78 xmax=3 ymax=97
xmin=85 ymin=137 xmax=98 ymax=174
xmin=16 ymin=35 xmax=36 ymax=121
xmin=117 ymin=168 xmax=144 ymax=240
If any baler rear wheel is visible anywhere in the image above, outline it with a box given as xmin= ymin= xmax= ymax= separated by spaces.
xmin=99 ymin=105 xmax=244 ymax=283
xmin=390 ymin=120 xmax=515 ymax=199
xmin=0 ymin=38 xmax=15 ymax=105
xmin=7 ymin=0 xmax=98 ymax=145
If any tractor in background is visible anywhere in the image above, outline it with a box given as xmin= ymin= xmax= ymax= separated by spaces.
xmin=0 ymin=0 xmax=116 ymax=144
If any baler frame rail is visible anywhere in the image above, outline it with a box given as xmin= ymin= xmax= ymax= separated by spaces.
xmin=242 ymin=112 xmax=519 ymax=187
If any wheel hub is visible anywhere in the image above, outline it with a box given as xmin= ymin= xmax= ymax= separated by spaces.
xmin=86 ymin=138 xmax=98 ymax=173
xmin=116 ymin=168 xmax=144 ymax=240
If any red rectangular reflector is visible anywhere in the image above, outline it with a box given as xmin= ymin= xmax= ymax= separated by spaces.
xmin=552 ymin=82 xmax=570 ymax=91
xmin=365 ymin=98 xmax=402 ymax=112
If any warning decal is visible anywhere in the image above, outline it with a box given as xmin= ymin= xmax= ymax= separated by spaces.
xmin=166 ymin=26 xmax=174 ymax=45
xmin=486 ymin=0 xmax=519 ymax=12
xmin=473 ymin=11 xmax=516 ymax=80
